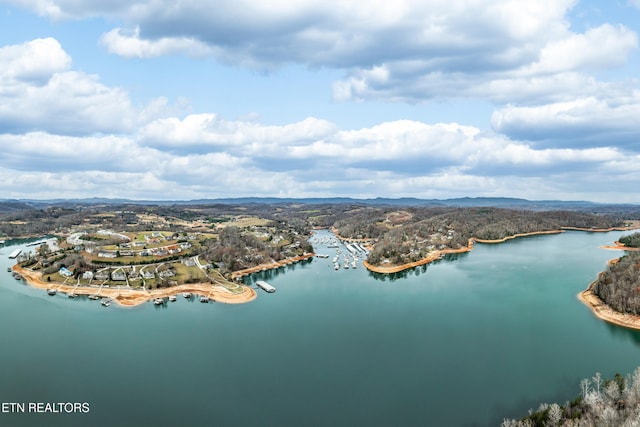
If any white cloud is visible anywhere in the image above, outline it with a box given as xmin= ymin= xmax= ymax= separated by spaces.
xmin=0 ymin=113 xmax=637 ymax=201
xmin=0 ymin=37 xmax=70 ymax=82
xmin=10 ymin=0 xmax=639 ymax=108
xmin=100 ymin=27 xmax=214 ymax=59
xmin=525 ymin=24 xmax=637 ymax=74
xmin=0 ymin=38 xmax=137 ymax=135
xmin=491 ymin=93 xmax=640 ymax=148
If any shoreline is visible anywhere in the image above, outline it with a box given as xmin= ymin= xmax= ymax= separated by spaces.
xmin=362 ymin=227 xmax=640 ymax=274
xmin=13 ymin=264 xmax=257 ymax=307
xmin=363 ymin=229 xmax=565 ymax=274
xmin=578 ymin=278 xmax=640 ymax=331
xmin=578 ymin=243 xmax=640 ymax=330
xmin=230 ymin=252 xmax=315 ymax=280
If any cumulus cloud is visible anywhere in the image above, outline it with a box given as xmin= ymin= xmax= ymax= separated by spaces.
xmin=0 ymin=112 xmax=636 ymax=201
xmin=9 ymin=0 xmax=639 ymax=108
xmin=0 ymin=38 xmax=137 ymax=135
xmin=491 ymin=93 xmax=640 ymax=149
xmin=100 ymin=27 xmax=214 ymax=58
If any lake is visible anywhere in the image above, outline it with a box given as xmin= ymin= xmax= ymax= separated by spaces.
xmin=1 ymin=229 xmax=640 ymax=427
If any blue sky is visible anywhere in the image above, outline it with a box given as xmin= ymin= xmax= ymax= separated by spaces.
xmin=0 ymin=0 xmax=639 ymax=202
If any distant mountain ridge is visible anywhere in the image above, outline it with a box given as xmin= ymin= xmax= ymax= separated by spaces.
xmin=1 ymin=196 xmax=636 ymax=213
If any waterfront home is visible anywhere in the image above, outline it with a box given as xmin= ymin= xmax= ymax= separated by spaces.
xmin=82 ymin=271 xmax=94 ymax=280
xmin=141 ymin=270 xmax=155 ymax=279
xmin=97 ymin=251 xmax=117 ymax=258
xmin=182 ymin=258 xmax=196 ymax=267
xmin=59 ymin=267 xmax=73 ymax=277
xmin=158 ymin=269 xmax=175 ymax=278
xmin=95 ymin=270 xmax=110 ymax=280
xmin=111 ymin=271 xmax=127 ymax=281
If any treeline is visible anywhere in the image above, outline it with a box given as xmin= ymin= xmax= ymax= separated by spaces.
xmin=342 ymin=208 xmax=626 ymax=267
xmin=200 ymin=226 xmax=312 ymax=276
xmin=502 ymin=369 xmax=640 ymax=427
xmin=593 ymin=252 xmax=640 ymax=314
xmin=619 ymin=232 xmax=640 ymax=248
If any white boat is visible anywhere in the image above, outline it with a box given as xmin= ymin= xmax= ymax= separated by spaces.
xmin=153 ymin=298 xmax=164 ymax=305
xmin=169 ymin=295 xmax=177 ymax=302
xmin=200 ymin=296 xmax=210 ymax=303
xmin=101 ymin=299 xmax=111 ymax=307
xmin=47 ymin=289 xmax=56 ymax=295
xmin=182 ymin=292 xmax=192 ymax=299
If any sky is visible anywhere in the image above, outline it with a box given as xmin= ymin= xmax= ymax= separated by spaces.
xmin=0 ymin=1 xmax=639 ymax=203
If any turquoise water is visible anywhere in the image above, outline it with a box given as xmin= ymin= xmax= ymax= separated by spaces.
xmin=1 ymin=230 xmax=640 ymax=426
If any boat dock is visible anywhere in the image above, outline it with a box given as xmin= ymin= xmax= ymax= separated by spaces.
xmin=9 ymin=249 xmax=21 ymax=259
xmin=256 ymin=280 xmax=276 ymax=293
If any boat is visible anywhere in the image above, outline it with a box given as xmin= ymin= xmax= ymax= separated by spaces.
xmin=316 ymin=254 xmax=329 ymax=258
xmin=67 ymin=293 xmax=76 ymax=299
xmin=256 ymin=280 xmax=276 ymax=293
xmin=7 ymin=267 xmax=12 ymax=272
xmin=101 ymin=299 xmax=111 ymax=307
xmin=182 ymin=292 xmax=192 ymax=299
xmin=169 ymin=295 xmax=177 ymax=302
xmin=88 ymin=294 xmax=99 ymax=300
xmin=47 ymin=289 xmax=56 ymax=295
xmin=200 ymin=296 xmax=210 ymax=303
xmin=153 ymin=298 xmax=164 ymax=305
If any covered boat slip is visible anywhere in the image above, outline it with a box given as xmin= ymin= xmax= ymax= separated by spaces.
xmin=256 ymin=280 xmax=276 ymax=293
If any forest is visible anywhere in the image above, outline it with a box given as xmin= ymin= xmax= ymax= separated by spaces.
xmin=593 ymin=251 xmax=640 ymax=315
xmin=502 ymin=369 xmax=640 ymax=426
xmin=334 ymin=207 xmax=631 ymax=266
xmin=619 ymin=232 xmax=640 ymax=248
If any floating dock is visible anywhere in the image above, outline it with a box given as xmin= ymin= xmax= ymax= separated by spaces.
xmin=9 ymin=249 xmax=21 ymax=259
xmin=256 ymin=280 xmax=276 ymax=293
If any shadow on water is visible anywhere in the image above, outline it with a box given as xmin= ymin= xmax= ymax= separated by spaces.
xmin=485 ymin=378 xmax=578 ymax=427
xmin=366 ymin=252 xmax=470 ymax=282
xmin=604 ymin=322 xmax=640 ymax=347
xmin=244 ymin=257 xmax=313 ymax=284
xmin=442 ymin=252 xmax=470 ymax=263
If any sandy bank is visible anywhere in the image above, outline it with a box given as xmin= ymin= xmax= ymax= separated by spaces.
xmin=363 ymin=230 xmax=565 ymax=274
xmin=13 ymin=265 xmax=256 ymax=307
xmin=230 ymin=253 xmax=315 ymax=280
xmin=600 ymin=241 xmax=640 ymax=251
xmin=578 ymin=281 xmax=640 ymax=331
xmin=363 ymin=227 xmax=640 ymax=275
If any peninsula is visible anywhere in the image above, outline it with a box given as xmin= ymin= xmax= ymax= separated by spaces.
xmin=578 ymin=231 xmax=640 ymax=330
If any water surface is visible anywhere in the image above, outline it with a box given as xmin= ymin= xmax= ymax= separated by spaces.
xmin=1 ymin=230 xmax=639 ymax=426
